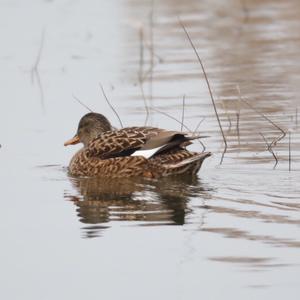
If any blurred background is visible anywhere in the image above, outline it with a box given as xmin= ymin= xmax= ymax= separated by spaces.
xmin=0 ymin=0 xmax=299 ymax=299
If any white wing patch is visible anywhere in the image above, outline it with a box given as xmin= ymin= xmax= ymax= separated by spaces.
xmin=131 ymin=145 xmax=165 ymax=159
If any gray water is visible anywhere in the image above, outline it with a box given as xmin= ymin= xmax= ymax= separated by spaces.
xmin=0 ymin=0 xmax=299 ymax=299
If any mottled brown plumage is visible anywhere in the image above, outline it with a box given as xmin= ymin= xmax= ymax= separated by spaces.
xmin=64 ymin=113 xmax=211 ymax=178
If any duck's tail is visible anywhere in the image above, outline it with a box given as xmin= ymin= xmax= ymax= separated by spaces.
xmin=156 ymin=151 xmax=211 ymax=177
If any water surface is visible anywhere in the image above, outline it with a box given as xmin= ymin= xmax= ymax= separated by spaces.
xmin=0 ymin=0 xmax=299 ymax=299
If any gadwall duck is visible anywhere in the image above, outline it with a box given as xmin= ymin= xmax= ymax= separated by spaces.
xmin=64 ymin=113 xmax=211 ymax=178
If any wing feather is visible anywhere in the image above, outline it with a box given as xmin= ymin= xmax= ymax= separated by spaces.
xmin=85 ymin=126 xmax=199 ymax=159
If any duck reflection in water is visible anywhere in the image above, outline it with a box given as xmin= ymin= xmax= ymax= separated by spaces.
xmin=65 ymin=174 xmax=210 ymax=238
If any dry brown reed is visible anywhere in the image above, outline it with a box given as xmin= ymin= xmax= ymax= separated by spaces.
xmin=149 ymin=0 xmax=154 ymax=103
xmin=181 ymin=94 xmax=186 ymax=131
xmin=99 ymin=83 xmax=123 ymax=128
xmin=240 ymin=97 xmax=289 ymax=168
xmin=149 ymin=107 xmax=190 ymax=132
xmin=241 ymin=98 xmax=286 ymax=146
xmin=179 ymin=18 xmax=227 ymax=163
xmin=149 ymin=106 xmax=206 ymax=151
xmin=221 ymin=100 xmax=232 ymax=130
xmin=72 ymin=94 xmax=93 ymax=112
xmin=31 ymin=29 xmax=46 ymax=111
xmin=138 ymin=27 xmax=144 ymax=84
xmin=193 ymin=117 xmax=206 ymax=135
xmin=259 ymin=132 xmax=278 ymax=168
xmin=288 ymin=131 xmax=291 ymax=172
xmin=31 ymin=29 xmax=45 ymax=83
xmin=138 ymin=27 xmax=150 ymax=125
xmin=236 ymin=86 xmax=242 ymax=146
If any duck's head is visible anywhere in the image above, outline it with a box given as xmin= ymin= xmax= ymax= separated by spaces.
xmin=64 ymin=112 xmax=112 ymax=147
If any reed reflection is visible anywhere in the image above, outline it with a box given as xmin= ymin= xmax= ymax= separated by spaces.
xmin=65 ymin=175 xmax=209 ymax=238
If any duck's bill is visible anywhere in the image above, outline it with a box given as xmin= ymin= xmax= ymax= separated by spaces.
xmin=64 ymin=135 xmax=80 ymax=146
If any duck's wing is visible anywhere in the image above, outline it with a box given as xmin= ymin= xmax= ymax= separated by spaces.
xmin=86 ymin=126 xmax=199 ymax=159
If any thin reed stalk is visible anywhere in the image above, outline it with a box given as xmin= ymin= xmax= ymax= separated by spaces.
xmin=259 ymin=132 xmax=278 ymax=168
xmin=288 ymin=131 xmax=291 ymax=172
xmin=222 ymin=100 xmax=232 ymax=130
xmin=179 ymin=19 xmax=227 ymax=163
xmin=138 ymin=27 xmax=144 ymax=84
xmin=99 ymin=83 xmax=123 ymax=128
xmin=181 ymin=94 xmax=186 ymax=131
xmin=72 ymin=94 xmax=93 ymax=112
xmin=31 ymin=28 xmax=45 ymax=83
xmin=150 ymin=107 xmax=191 ymax=132
xmin=193 ymin=117 xmax=206 ymax=134
xmin=31 ymin=29 xmax=46 ymax=111
xmin=149 ymin=107 xmax=206 ymax=151
xmin=236 ymin=86 xmax=242 ymax=147
xmin=236 ymin=111 xmax=240 ymax=146
xmin=138 ymin=27 xmax=150 ymax=125
xmin=140 ymin=82 xmax=150 ymax=125
xmin=241 ymin=98 xmax=286 ymax=146
xmin=149 ymin=0 xmax=154 ymax=103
